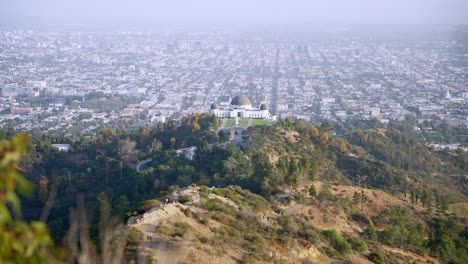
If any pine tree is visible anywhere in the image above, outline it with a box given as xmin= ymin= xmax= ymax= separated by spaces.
xmin=360 ymin=189 xmax=368 ymax=212
xmin=352 ymin=190 xmax=368 ymax=212
xmin=352 ymin=191 xmax=360 ymax=205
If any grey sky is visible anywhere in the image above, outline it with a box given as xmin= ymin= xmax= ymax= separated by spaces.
xmin=1 ymin=0 xmax=467 ymax=25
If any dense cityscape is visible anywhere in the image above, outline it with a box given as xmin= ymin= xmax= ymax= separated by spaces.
xmin=0 ymin=27 xmax=467 ymax=138
xmin=1 ymin=0 xmax=468 ymax=263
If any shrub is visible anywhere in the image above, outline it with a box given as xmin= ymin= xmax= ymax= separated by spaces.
xmin=368 ymin=251 xmax=384 ymax=264
xmin=212 ymin=187 xmax=242 ymax=204
xmin=155 ymin=222 xmax=190 ymax=237
xmin=308 ymin=185 xmax=317 ymax=197
xmin=347 ymin=237 xmax=368 ymax=252
xmin=196 ymin=234 xmax=209 ymax=243
xmin=364 ymin=225 xmax=377 ymax=241
xmin=318 ymin=183 xmax=336 ymax=202
xmin=199 ymin=186 xmax=210 ymax=197
xmin=203 ymin=198 xmax=237 ymax=216
xmin=146 ymin=252 xmax=156 ymax=264
xmin=350 ymin=213 xmax=370 ymax=225
xmin=322 ymin=229 xmax=352 ymax=255
xmin=278 ymin=215 xmax=297 ymax=234
xmin=241 ymin=253 xmax=255 ymax=264
xmin=178 ymin=194 xmax=192 ymax=204
xmin=126 ymin=227 xmax=143 ymax=246
xmin=298 ymin=228 xmax=319 ymax=244
xmin=154 ymin=224 xmax=172 ymax=236
xmin=211 ymin=213 xmax=235 ymax=226
xmin=139 ymin=199 xmax=161 ymax=211
xmin=172 ymin=222 xmax=190 ymax=237
xmin=246 ymin=194 xmax=270 ymax=211
xmin=183 ymin=207 xmax=192 ymax=217
xmin=193 ymin=211 xmax=209 ymax=225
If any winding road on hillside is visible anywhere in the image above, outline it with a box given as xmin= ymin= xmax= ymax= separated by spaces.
xmin=136 ymin=127 xmax=247 ymax=172
xmin=136 ymin=158 xmax=152 ymax=172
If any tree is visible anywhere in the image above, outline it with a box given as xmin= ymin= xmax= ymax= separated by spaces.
xmin=118 ymin=138 xmax=137 ymax=166
xmin=151 ymin=138 xmax=162 ymax=152
xmin=320 ymin=132 xmax=329 ymax=146
xmin=427 ymin=218 xmax=464 ymax=261
xmin=352 ymin=191 xmax=360 ymax=205
xmin=126 ymin=227 xmax=143 ymax=247
xmin=352 ymin=190 xmax=368 ymax=212
xmin=340 ymin=141 xmax=347 ymax=153
xmin=435 ymin=194 xmax=449 ymax=212
xmin=117 ymin=138 xmax=137 ymax=179
xmin=360 ymin=190 xmax=368 ymax=212
xmin=170 ymin=137 xmax=176 ymax=149
xmin=318 ymin=183 xmax=333 ymax=202
xmin=420 ymin=189 xmax=433 ymax=208
xmin=39 ymin=177 xmax=49 ymax=203
xmin=191 ymin=120 xmax=201 ymax=132
xmin=218 ymin=130 xmax=229 ymax=142
xmin=308 ymin=185 xmax=317 ymax=197
xmin=113 ymin=195 xmax=130 ymax=215
xmin=310 ymin=126 xmax=320 ymax=138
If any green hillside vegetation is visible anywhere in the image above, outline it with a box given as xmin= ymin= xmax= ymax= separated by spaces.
xmin=1 ymin=116 xmax=466 ymax=263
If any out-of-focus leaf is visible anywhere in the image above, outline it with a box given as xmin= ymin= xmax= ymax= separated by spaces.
xmin=0 ymin=135 xmax=57 ymax=263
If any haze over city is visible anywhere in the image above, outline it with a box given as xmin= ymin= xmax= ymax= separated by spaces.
xmin=1 ymin=0 xmax=468 ymax=27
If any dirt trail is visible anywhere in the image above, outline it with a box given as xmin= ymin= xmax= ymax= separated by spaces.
xmin=140 ymin=233 xmax=193 ymax=264
xmin=130 ymin=204 xmax=194 ymax=264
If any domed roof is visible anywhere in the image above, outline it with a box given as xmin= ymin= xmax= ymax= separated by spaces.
xmin=230 ymin=95 xmax=251 ymax=106
xmin=260 ymin=103 xmax=269 ymax=110
xmin=210 ymin=102 xmax=219 ymax=109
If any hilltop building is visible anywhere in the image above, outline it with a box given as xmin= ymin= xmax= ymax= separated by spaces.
xmin=209 ymin=95 xmax=270 ymax=119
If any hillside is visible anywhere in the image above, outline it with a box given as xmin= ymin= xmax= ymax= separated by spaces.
xmin=5 ymin=117 xmax=466 ymax=263
xmin=126 ymin=184 xmax=444 ymax=264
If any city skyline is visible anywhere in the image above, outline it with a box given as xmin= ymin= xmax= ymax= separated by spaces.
xmin=0 ymin=28 xmax=466 ymax=137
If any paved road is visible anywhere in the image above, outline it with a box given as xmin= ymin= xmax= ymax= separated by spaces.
xmin=220 ymin=118 xmax=227 ymax=129
xmin=270 ymin=48 xmax=280 ymax=115
xmin=136 ymin=158 xmax=152 ymax=172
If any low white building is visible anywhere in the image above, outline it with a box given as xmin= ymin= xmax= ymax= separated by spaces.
xmin=209 ymin=95 xmax=270 ymax=119
xmin=128 ymin=87 xmax=147 ymax=96
xmin=51 ymin=144 xmax=71 ymax=152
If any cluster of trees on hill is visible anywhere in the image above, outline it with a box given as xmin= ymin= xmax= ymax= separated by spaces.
xmin=10 ymin=116 xmax=465 ymax=240
xmin=1 ymin=115 xmax=466 ymax=263
xmin=361 ymin=207 xmax=468 ymax=263
xmin=347 ymin=128 xmax=441 ymax=172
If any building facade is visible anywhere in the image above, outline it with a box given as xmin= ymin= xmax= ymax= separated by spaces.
xmin=210 ymin=95 xmax=270 ymax=119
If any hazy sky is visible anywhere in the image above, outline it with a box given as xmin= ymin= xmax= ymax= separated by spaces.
xmin=1 ymin=0 xmax=467 ymax=25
